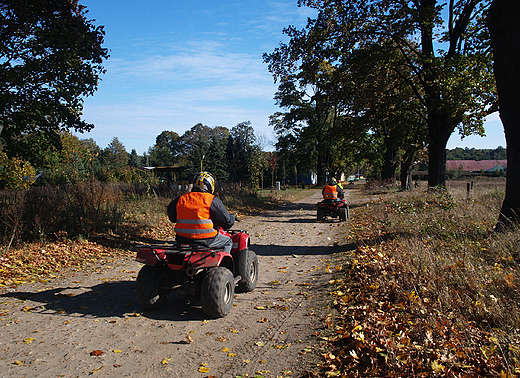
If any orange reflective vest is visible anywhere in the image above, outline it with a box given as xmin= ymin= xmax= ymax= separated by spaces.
xmin=174 ymin=192 xmax=218 ymax=239
xmin=323 ymin=185 xmax=338 ymax=200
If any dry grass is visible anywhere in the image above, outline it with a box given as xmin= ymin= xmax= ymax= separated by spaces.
xmin=324 ymin=177 xmax=520 ymax=376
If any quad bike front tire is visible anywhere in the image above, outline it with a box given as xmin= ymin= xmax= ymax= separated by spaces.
xmin=317 ymin=207 xmax=326 ymax=221
xmin=136 ymin=265 xmax=170 ymax=310
xmin=236 ymin=249 xmax=259 ymax=293
xmin=200 ymin=267 xmax=234 ymax=318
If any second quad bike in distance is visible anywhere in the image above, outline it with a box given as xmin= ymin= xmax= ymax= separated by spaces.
xmin=135 ymin=228 xmax=258 ymax=318
xmin=317 ymin=198 xmax=350 ymax=222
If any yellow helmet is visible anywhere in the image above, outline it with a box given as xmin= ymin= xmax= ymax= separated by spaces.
xmin=329 ymin=177 xmax=337 ymax=185
xmin=193 ymin=171 xmax=215 ymax=194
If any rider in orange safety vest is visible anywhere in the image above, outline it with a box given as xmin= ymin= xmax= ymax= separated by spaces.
xmin=322 ymin=177 xmax=344 ymax=201
xmin=167 ymin=172 xmax=235 ymax=253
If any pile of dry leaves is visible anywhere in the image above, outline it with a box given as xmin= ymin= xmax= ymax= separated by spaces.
xmin=319 ymin=205 xmax=519 ymax=377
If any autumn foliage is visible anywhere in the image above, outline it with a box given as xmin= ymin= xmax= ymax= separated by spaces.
xmin=0 ymin=152 xmax=36 ymax=190
xmin=321 ymin=179 xmax=520 ymax=377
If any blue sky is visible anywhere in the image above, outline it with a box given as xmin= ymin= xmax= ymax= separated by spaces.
xmin=77 ymin=0 xmax=506 ymax=155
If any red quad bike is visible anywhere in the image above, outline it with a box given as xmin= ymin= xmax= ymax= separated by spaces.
xmin=317 ymin=199 xmax=350 ymax=222
xmin=135 ymin=229 xmax=258 ymax=318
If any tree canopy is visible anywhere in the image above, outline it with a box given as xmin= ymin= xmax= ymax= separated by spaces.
xmin=0 ymin=0 xmax=109 ymax=151
xmin=264 ymin=0 xmax=497 ymax=187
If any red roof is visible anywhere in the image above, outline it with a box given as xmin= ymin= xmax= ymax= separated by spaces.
xmin=446 ymin=160 xmax=507 ymax=172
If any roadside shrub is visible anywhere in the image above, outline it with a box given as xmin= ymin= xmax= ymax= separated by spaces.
xmin=0 ymin=152 xmax=36 ymax=190
xmin=0 ymin=190 xmax=27 ymax=251
xmin=364 ymin=178 xmax=398 ymax=193
xmin=0 ymin=182 xmax=126 ymax=248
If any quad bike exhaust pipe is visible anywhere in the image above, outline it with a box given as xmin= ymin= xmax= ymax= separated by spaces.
xmin=186 ymin=266 xmax=200 ymax=277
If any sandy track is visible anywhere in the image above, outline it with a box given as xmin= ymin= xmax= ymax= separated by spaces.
xmin=0 ymin=190 xmax=346 ymax=377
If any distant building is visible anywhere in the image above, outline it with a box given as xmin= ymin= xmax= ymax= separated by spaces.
xmin=446 ymin=160 xmax=507 ymax=175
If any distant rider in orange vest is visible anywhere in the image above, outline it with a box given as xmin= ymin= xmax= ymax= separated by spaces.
xmin=322 ymin=177 xmax=344 ymax=201
xmin=167 ymin=172 xmax=235 ymax=253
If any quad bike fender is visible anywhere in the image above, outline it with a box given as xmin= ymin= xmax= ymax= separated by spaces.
xmin=217 ymin=229 xmax=250 ymax=254
xmin=187 ymin=250 xmax=232 ymax=270
xmin=317 ymin=199 xmax=346 ymax=208
xmin=230 ymin=232 xmax=250 ymax=253
xmin=136 ymin=248 xmax=166 ymax=266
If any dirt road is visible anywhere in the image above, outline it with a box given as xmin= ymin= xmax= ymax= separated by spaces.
xmin=0 ymin=190 xmax=346 ymax=378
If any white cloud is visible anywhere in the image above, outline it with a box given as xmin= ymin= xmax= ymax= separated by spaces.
xmin=78 ymin=0 xmax=314 ymax=153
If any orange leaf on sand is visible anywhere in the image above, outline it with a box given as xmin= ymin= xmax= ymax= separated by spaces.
xmin=90 ymin=350 xmax=104 ymax=356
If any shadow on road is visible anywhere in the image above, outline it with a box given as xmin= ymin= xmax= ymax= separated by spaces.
xmin=1 ymin=280 xmax=210 ymax=322
xmin=251 ymin=243 xmax=341 ymax=256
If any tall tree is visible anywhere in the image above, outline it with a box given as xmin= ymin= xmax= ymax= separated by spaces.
xmin=226 ymin=121 xmax=257 ymax=184
xmin=180 ymin=124 xmax=231 ymax=180
xmin=0 ymin=0 xmax=109 ymax=151
xmin=102 ymin=137 xmax=128 ymax=170
xmin=487 ymin=0 xmax=520 ymax=228
xmin=129 ymin=149 xmax=142 ymax=168
xmin=267 ymin=0 xmax=496 ymax=187
xmin=263 ymin=69 xmax=337 ymax=185
xmin=204 ymin=135 xmax=230 ymax=183
xmin=147 ymin=131 xmax=181 ymax=167
xmin=80 ymin=138 xmax=101 ymax=181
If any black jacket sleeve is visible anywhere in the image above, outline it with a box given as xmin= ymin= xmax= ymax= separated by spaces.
xmin=167 ymin=197 xmax=180 ymax=223
xmin=337 ymin=185 xmax=345 ymax=199
xmin=210 ymin=196 xmax=235 ymax=230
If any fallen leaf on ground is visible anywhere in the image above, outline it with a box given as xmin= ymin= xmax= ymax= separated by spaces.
xmin=89 ymin=366 xmax=104 ymax=374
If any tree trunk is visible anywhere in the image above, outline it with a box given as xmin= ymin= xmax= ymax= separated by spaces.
xmin=400 ymin=149 xmax=416 ymax=191
xmin=427 ymin=116 xmax=453 ymax=188
xmin=488 ymin=0 xmax=520 ymax=229
xmin=317 ymin=150 xmax=326 ymax=185
xmin=418 ymin=0 xmax=454 ymax=188
xmin=382 ymin=145 xmax=398 ymax=180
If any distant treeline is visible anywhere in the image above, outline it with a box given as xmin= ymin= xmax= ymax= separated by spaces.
xmin=446 ymin=146 xmax=506 ymax=161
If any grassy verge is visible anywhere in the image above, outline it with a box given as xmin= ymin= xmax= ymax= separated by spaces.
xmin=320 ymin=178 xmax=520 ymax=376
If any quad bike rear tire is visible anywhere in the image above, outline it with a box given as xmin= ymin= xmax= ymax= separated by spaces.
xmin=136 ymin=265 xmax=170 ymax=310
xmin=317 ymin=207 xmax=326 ymax=221
xmin=339 ymin=207 xmax=347 ymax=221
xmin=200 ymin=267 xmax=234 ymax=318
xmin=236 ymin=249 xmax=258 ymax=293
